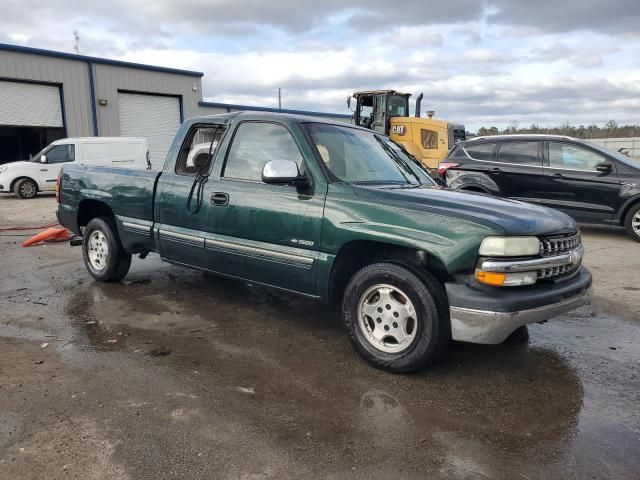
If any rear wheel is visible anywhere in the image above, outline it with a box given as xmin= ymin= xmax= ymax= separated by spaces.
xmin=82 ymin=217 xmax=131 ymax=282
xmin=342 ymin=262 xmax=449 ymax=373
xmin=14 ymin=178 xmax=38 ymax=199
xmin=624 ymin=203 xmax=640 ymax=242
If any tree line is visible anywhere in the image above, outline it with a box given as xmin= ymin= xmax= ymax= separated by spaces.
xmin=473 ymin=121 xmax=640 ymax=139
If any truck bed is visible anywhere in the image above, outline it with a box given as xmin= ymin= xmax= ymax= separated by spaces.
xmin=58 ymin=164 xmax=160 ymax=252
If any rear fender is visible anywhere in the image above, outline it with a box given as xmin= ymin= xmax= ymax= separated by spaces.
xmin=447 ymin=171 xmax=500 ymax=195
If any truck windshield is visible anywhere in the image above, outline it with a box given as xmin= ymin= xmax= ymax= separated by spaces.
xmin=304 ymin=123 xmax=425 ymax=186
xmin=586 ymin=141 xmax=640 ymax=168
xmin=29 ymin=145 xmax=52 ymax=162
xmin=387 ymin=95 xmax=408 ymax=117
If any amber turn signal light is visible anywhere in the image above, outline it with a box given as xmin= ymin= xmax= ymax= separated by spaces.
xmin=475 ymin=270 xmax=507 ymax=286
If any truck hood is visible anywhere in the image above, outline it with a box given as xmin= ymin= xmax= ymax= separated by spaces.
xmin=353 ymin=185 xmax=577 ymax=236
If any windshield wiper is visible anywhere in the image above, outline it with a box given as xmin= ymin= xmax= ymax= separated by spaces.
xmin=351 ymin=180 xmax=408 ymax=185
xmin=374 ymin=136 xmax=421 ymax=185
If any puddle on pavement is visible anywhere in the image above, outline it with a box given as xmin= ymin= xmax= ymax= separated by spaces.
xmin=60 ymin=269 xmax=587 ymax=455
xmin=51 ymin=260 xmax=640 ymax=477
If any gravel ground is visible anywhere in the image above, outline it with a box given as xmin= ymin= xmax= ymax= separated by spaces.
xmin=1 ymin=194 xmax=638 ymax=479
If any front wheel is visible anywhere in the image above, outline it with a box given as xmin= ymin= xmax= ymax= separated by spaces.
xmin=82 ymin=217 xmax=131 ymax=282
xmin=624 ymin=203 xmax=640 ymax=242
xmin=342 ymin=263 xmax=449 ymax=373
xmin=14 ymin=178 xmax=38 ymax=199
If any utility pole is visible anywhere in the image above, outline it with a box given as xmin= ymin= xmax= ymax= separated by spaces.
xmin=73 ymin=30 xmax=80 ymax=54
xmin=278 ymin=88 xmax=282 ymax=110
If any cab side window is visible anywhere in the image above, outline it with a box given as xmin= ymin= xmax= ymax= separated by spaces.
xmin=176 ymin=126 xmax=225 ymax=175
xmin=46 ymin=144 xmax=75 ymax=163
xmin=496 ymin=141 xmax=540 ymax=165
xmin=223 ymin=122 xmax=304 ymax=182
xmin=548 ymin=142 xmax=605 ymax=171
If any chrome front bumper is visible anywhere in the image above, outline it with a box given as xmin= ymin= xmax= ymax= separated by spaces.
xmin=449 ymin=287 xmax=592 ymax=344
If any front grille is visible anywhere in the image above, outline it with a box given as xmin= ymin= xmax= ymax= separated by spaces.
xmin=539 ymin=232 xmax=581 ymax=257
xmin=537 ymin=264 xmax=579 ymax=280
xmin=537 ymin=232 xmax=582 ymax=281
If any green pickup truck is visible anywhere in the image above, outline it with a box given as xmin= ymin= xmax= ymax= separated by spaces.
xmin=57 ymin=112 xmax=592 ymax=373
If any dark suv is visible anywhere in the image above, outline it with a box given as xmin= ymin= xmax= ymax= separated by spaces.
xmin=440 ymin=134 xmax=640 ymax=241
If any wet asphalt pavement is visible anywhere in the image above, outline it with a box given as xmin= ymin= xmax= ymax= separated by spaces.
xmin=1 ymin=197 xmax=639 ymax=479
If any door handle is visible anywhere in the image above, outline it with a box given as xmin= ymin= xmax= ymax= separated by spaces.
xmin=210 ymin=192 xmax=229 ymax=206
xmin=40 ymin=169 xmax=48 ymax=172
xmin=552 ymin=173 xmax=564 ymax=178
xmin=491 ymin=167 xmax=501 ymax=174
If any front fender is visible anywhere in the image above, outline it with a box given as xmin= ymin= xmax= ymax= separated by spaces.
xmin=320 ymin=185 xmax=500 ymax=275
xmin=616 ymin=192 xmax=640 ymax=224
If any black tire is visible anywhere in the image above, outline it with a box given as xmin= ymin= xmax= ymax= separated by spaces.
xmin=82 ymin=217 xmax=131 ymax=282
xmin=623 ymin=203 xmax=640 ymax=242
xmin=14 ymin=178 xmax=38 ymax=199
xmin=342 ymin=262 xmax=449 ymax=373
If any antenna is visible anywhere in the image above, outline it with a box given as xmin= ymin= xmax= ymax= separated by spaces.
xmin=278 ymin=88 xmax=282 ymax=110
xmin=73 ymin=31 xmax=80 ymax=54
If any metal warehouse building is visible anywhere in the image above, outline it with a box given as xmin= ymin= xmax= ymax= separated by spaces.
xmin=0 ymin=43 xmax=350 ymax=165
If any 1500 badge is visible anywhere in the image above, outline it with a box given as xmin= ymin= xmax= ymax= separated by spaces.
xmin=291 ymin=239 xmax=314 ymax=247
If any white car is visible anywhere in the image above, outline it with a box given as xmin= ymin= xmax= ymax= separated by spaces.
xmin=0 ymin=137 xmax=150 ymax=199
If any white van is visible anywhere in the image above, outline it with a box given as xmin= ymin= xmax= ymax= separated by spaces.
xmin=0 ymin=137 xmax=150 ymax=199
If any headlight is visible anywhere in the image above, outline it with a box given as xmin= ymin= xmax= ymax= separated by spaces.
xmin=0 ymin=165 xmax=8 ymax=174
xmin=479 ymin=236 xmax=540 ymax=257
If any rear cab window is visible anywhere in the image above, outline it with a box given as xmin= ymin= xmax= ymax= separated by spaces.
xmin=176 ymin=125 xmax=226 ymax=176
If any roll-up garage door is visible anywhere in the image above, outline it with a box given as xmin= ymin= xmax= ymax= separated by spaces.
xmin=0 ymin=80 xmax=63 ymax=127
xmin=118 ymin=92 xmax=181 ymax=167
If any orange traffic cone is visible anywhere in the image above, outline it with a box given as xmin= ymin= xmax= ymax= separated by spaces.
xmin=21 ymin=227 xmax=70 ymax=247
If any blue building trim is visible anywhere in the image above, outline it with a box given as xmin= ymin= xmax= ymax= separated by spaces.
xmin=58 ymin=85 xmax=68 ymax=136
xmin=198 ymin=101 xmax=352 ymax=119
xmin=87 ymin=62 xmax=99 ymax=136
xmin=0 ymin=42 xmax=204 ymax=78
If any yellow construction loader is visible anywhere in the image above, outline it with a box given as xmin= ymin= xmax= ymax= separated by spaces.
xmin=349 ymin=90 xmax=465 ymax=170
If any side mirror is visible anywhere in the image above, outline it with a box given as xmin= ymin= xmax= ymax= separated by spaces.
xmin=40 ymin=155 xmax=47 ymax=164
xmin=595 ymin=162 xmax=612 ymax=173
xmin=262 ymin=160 xmax=308 ymax=186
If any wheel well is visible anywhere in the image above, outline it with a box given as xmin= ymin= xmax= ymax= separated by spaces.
xmin=10 ymin=176 xmax=39 ymax=193
xmin=328 ymin=240 xmax=449 ymax=303
xmin=619 ymin=198 xmax=640 ymax=226
xmin=77 ymin=200 xmax=115 ymax=229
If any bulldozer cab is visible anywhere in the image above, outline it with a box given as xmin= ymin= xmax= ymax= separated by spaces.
xmin=352 ymin=90 xmax=410 ymax=135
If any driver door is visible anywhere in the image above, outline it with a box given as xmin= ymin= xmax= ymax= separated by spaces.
xmin=39 ymin=144 xmax=75 ymax=190
xmin=203 ymin=121 xmax=326 ymax=295
xmin=371 ymin=94 xmax=387 ymax=135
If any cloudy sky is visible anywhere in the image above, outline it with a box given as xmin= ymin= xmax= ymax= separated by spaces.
xmin=2 ymin=0 xmax=639 ymax=130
